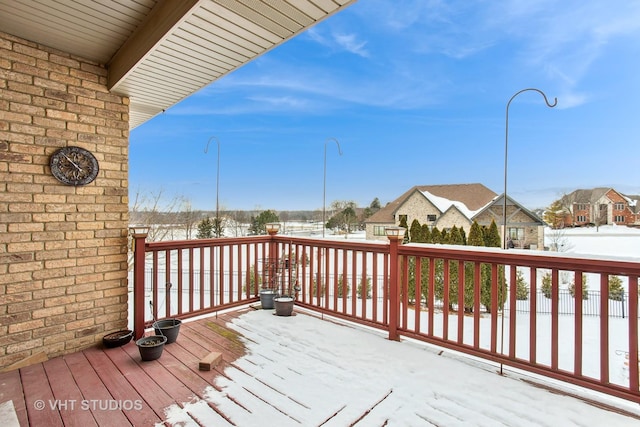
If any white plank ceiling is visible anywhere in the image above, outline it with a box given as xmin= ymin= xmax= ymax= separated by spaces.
xmin=0 ymin=0 xmax=357 ymax=129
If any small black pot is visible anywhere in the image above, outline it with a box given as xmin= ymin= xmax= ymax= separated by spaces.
xmin=102 ymin=330 xmax=133 ymax=348
xmin=152 ymin=318 xmax=181 ymax=344
xmin=136 ymin=335 xmax=167 ymax=361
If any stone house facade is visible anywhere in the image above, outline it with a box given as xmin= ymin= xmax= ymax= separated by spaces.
xmin=365 ymin=183 xmax=545 ymax=249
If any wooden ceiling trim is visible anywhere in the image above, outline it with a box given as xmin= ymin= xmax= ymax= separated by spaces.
xmin=107 ymin=0 xmax=200 ymax=92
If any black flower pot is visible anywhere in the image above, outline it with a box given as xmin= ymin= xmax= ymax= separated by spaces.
xmin=136 ymin=335 xmax=167 ymax=361
xmin=102 ymin=330 xmax=133 ymax=348
xmin=152 ymin=319 xmax=181 ymax=344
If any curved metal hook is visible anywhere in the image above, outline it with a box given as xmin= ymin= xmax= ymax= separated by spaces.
xmin=503 ymin=87 xmax=556 ymax=249
xmin=507 ymin=88 xmax=557 ymax=111
xmin=325 ymin=137 xmax=343 ymax=156
xmin=204 ymin=136 xmax=220 ymax=153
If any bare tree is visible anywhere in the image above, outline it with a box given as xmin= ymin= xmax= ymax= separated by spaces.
xmin=545 ymin=226 xmax=574 ymax=285
xmin=546 ymin=226 xmax=573 ymax=253
xmin=225 ymin=210 xmax=249 ymax=237
xmin=179 ymin=200 xmax=201 ymax=239
xmin=128 ymin=188 xmax=192 ymax=269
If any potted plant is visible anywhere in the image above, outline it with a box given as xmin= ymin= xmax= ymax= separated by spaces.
xmin=273 ymin=295 xmax=295 ymax=316
xmin=102 ymin=329 xmax=133 ymax=348
xmin=273 ymin=285 xmax=300 ymax=317
xmin=152 ymin=318 xmax=182 ymax=344
xmin=136 ymin=335 xmax=167 ymax=361
xmin=259 ymin=288 xmax=277 ymax=309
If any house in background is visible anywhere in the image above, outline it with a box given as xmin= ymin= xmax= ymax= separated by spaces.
xmin=365 ymin=183 xmax=546 ymax=249
xmin=558 ymin=188 xmax=640 ymax=227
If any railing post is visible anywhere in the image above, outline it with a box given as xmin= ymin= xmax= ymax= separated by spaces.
xmin=266 ymin=223 xmax=280 ymax=292
xmin=130 ymin=226 xmax=150 ymax=340
xmin=386 ymin=227 xmax=405 ymax=341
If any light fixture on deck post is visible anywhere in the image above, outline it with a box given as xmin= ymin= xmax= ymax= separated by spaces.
xmin=205 ymin=136 xmax=221 ymax=237
xmin=386 ymin=226 xmax=405 ymax=341
xmin=323 ymin=137 xmax=342 ymax=238
xmin=129 ymin=225 xmax=150 ymax=237
xmin=129 ymin=225 xmax=150 ymax=251
xmin=503 ymin=88 xmax=557 ymax=250
xmin=265 ymin=222 xmax=281 ymax=235
xmin=385 ymin=226 xmax=405 ymax=241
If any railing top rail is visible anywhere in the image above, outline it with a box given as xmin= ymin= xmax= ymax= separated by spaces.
xmin=144 ymin=235 xmax=270 ymax=251
xmin=399 ymin=243 xmax=640 ymax=275
xmin=272 ymin=235 xmax=389 ymax=252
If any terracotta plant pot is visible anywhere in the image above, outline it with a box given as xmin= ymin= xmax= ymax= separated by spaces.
xmin=136 ymin=335 xmax=167 ymax=361
xmin=273 ymin=296 xmax=294 ymax=316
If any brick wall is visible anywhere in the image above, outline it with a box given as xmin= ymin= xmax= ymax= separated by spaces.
xmin=0 ymin=31 xmax=129 ymax=370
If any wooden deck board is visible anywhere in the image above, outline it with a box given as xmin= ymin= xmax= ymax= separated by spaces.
xmin=42 ymin=357 xmax=99 ymax=427
xmin=20 ymin=363 xmax=64 ymax=427
xmin=64 ymin=351 xmax=132 ymax=427
xmin=0 ymin=369 xmax=29 ymax=427
xmin=83 ymin=347 xmax=162 ymax=426
xmin=100 ymin=346 xmax=174 ymax=419
xmin=120 ymin=343 xmax=197 ymax=405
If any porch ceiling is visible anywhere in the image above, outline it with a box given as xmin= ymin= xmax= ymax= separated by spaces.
xmin=0 ymin=0 xmax=357 ymax=129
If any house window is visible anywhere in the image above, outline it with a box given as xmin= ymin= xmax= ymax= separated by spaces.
xmin=615 ymin=203 xmax=625 ymax=210
xmin=398 ymin=214 xmax=407 ymax=224
xmin=373 ymin=226 xmax=387 ymax=236
xmin=507 ymin=227 xmax=524 ymax=241
xmin=426 ymin=214 xmax=436 ymax=222
xmin=577 ymin=215 xmax=587 ymax=222
xmin=576 ymin=203 xmax=587 ymax=210
xmin=614 ymin=215 xmax=625 ymax=223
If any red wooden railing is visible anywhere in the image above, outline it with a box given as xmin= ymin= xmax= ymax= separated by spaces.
xmin=131 ymin=231 xmax=640 ymax=403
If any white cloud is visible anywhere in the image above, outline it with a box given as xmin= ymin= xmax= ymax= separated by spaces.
xmin=333 ymin=32 xmax=369 ymax=57
xmin=305 ymin=27 xmax=368 ymax=57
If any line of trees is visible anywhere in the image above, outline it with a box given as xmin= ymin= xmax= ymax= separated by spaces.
xmin=405 ymin=218 xmax=507 ymax=313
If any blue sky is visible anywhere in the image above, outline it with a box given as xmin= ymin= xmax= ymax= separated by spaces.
xmin=130 ymin=0 xmax=640 ymax=212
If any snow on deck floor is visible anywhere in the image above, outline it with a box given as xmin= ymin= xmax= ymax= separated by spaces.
xmin=159 ymin=309 xmax=640 ymax=426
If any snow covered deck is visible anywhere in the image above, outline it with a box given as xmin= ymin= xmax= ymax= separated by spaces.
xmin=2 ymin=307 xmax=639 ymax=426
